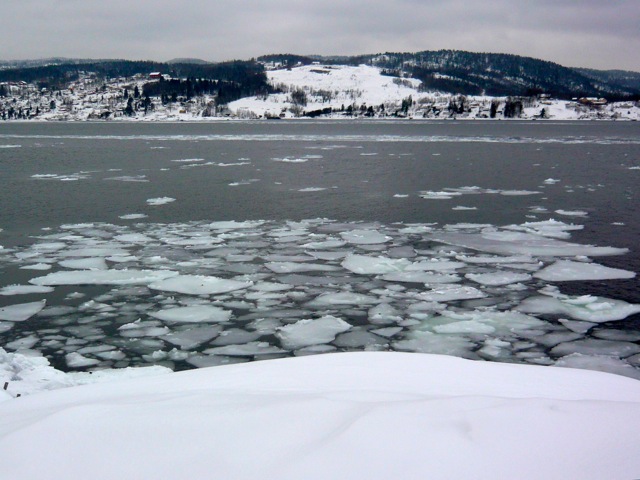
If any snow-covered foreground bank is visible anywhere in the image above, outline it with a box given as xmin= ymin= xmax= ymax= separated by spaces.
xmin=1 ymin=351 xmax=639 ymax=480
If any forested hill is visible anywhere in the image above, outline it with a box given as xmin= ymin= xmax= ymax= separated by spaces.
xmin=0 ymin=59 xmax=272 ymax=103
xmin=259 ymin=50 xmax=640 ymax=100
xmin=1 ymin=51 xmax=639 ymax=101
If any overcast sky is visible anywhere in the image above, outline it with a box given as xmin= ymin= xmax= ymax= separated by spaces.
xmin=2 ymin=0 xmax=639 ymax=71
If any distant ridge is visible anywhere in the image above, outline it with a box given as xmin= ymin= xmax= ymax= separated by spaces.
xmin=258 ymin=50 xmax=640 ymax=100
xmin=166 ymin=58 xmax=211 ymax=65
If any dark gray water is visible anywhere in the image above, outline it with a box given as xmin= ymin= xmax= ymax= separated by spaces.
xmin=1 ymin=120 xmax=639 ymax=375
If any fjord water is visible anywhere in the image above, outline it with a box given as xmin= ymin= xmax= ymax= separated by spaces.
xmin=0 ymin=120 xmax=639 ymax=374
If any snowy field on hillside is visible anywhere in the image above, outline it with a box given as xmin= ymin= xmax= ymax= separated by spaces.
xmin=229 ymin=64 xmax=640 ymax=120
xmin=1 ymin=351 xmax=640 ymax=480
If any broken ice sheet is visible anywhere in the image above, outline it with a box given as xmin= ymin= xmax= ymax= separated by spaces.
xmin=149 ymin=305 xmax=232 ymax=323
xmin=0 ymin=300 xmax=46 ymax=321
xmin=517 ymin=294 xmax=640 ymax=322
xmin=0 ymin=217 xmax=638 ymax=378
xmin=276 ymin=315 xmax=352 ymax=349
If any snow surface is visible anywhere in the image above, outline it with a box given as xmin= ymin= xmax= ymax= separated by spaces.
xmin=1 ymin=351 xmax=640 ymax=480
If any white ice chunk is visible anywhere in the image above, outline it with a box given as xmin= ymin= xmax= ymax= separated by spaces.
xmin=333 ymin=329 xmax=388 ymax=348
xmin=119 ymin=214 xmax=148 ymax=220
xmin=250 ymin=282 xmax=293 ymax=292
xmin=551 ymin=339 xmax=640 ymax=359
xmin=210 ymin=329 xmax=262 ymax=346
xmin=306 ymin=292 xmax=380 ymax=307
xmin=456 ymin=254 xmax=535 ymax=264
xmin=342 ymin=254 xmax=411 ymax=274
xmin=433 ymin=230 xmax=627 ymax=257
xmin=276 ymin=315 xmax=352 ymax=349
xmin=517 ymin=294 xmax=640 ymax=322
xmin=148 ymin=275 xmax=252 ymax=295
xmin=207 ymin=220 xmax=265 ymax=231
xmin=5 ymin=335 xmax=39 ymax=351
xmin=65 ymin=352 xmax=101 ymax=368
xmin=265 ymin=262 xmax=341 ymax=274
xmin=382 ymin=271 xmax=461 ymax=284
xmin=555 ymin=353 xmax=640 ymax=380
xmin=433 ymin=320 xmax=496 ymax=334
xmin=19 ymin=263 xmax=52 ymax=271
xmin=415 ymin=285 xmax=486 ymax=302
xmin=0 ymin=285 xmax=54 ymax=296
xmin=534 ymin=260 xmax=635 ymax=281
xmin=340 ymin=229 xmax=391 ymax=245
xmin=406 ymin=260 xmax=466 ymax=271
xmin=302 ymin=239 xmax=347 ymax=249
xmin=555 ymin=210 xmax=588 ymax=217
xmin=0 ymin=300 xmax=46 ymax=321
xmin=30 ymin=269 xmax=178 ymax=286
xmin=59 ymin=258 xmax=108 ymax=270
xmin=115 ymin=233 xmax=154 ymax=243
xmin=371 ymin=327 xmax=403 ymax=338
xmin=466 ymin=271 xmax=532 ymax=286
xmin=146 ymin=197 xmax=176 ymax=206
xmin=368 ymin=303 xmax=403 ymax=325
xmin=499 ymin=190 xmax=540 ymax=196
xmin=306 ymin=251 xmax=348 ymax=261
xmin=149 ymin=305 xmax=232 ymax=323
xmin=393 ymin=331 xmax=477 ymax=358
xmin=57 ymin=247 xmax=131 ymax=258
xmin=161 ymin=326 xmax=223 ymax=349
xmin=203 ymin=342 xmax=285 ymax=357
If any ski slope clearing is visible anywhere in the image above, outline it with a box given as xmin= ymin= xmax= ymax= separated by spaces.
xmin=1 ymin=351 xmax=639 ymax=480
xmin=229 ymin=64 xmax=640 ymax=120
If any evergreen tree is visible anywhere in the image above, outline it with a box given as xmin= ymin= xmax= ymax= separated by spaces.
xmin=124 ymin=96 xmax=134 ymax=116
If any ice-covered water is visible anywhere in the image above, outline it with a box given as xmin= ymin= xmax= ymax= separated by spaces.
xmin=0 ymin=218 xmax=638 ymax=378
xmin=1 ymin=120 xmax=639 ymax=378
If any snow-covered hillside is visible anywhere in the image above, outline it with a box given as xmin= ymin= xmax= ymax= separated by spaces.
xmin=230 ymin=64 xmax=640 ymax=120
xmin=2 ymin=64 xmax=639 ymax=121
xmin=2 ymin=350 xmax=640 ymax=480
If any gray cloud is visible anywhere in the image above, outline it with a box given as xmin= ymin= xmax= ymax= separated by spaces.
xmin=2 ymin=0 xmax=638 ymax=70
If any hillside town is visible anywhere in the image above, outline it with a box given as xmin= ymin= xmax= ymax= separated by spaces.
xmin=1 ymin=64 xmax=639 ymax=121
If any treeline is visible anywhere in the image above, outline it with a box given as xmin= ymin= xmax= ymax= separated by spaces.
xmin=142 ymin=61 xmax=272 ymax=104
xmin=0 ymin=60 xmax=271 ymax=102
xmin=369 ymin=50 xmax=640 ymax=100
xmin=264 ymin=50 xmax=640 ymax=101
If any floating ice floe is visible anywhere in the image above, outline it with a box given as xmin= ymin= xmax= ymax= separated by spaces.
xmin=149 ymin=305 xmax=232 ymax=323
xmin=30 ymin=269 xmax=178 ymax=286
xmin=0 ymin=285 xmax=54 ymax=296
xmin=276 ymin=315 xmax=352 ymax=349
xmin=105 ymin=175 xmax=149 ymax=182
xmin=341 ymin=229 xmax=391 ymax=244
xmin=534 ymin=260 xmax=635 ymax=281
xmin=432 ymin=229 xmax=627 ymax=256
xmin=149 ymin=275 xmax=252 ymax=295
xmin=517 ymin=294 xmax=640 ymax=322
xmin=555 ymin=209 xmax=588 ymax=217
xmin=465 ymin=271 xmax=532 ymax=286
xmin=119 ymin=213 xmax=148 ymax=220
xmin=59 ymin=258 xmax=108 ymax=270
xmin=0 ymin=300 xmax=46 ymax=321
xmin=146 ymin=197 xmax=176 ymax=206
